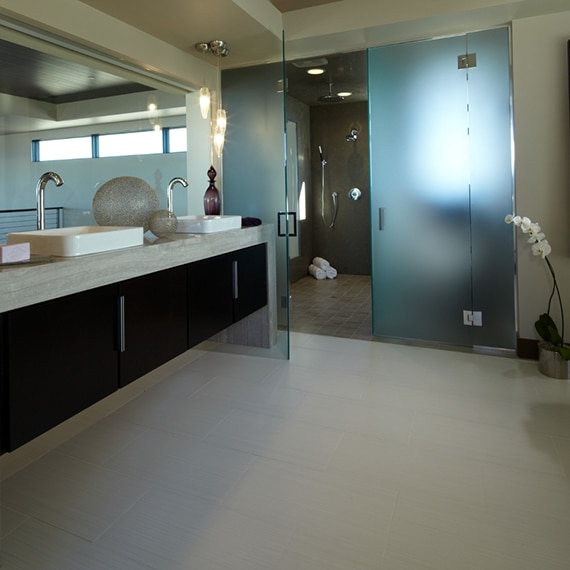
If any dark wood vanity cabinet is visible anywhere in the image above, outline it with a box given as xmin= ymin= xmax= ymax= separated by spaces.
xmin=233 ymin=243 xmax=268 ymax=321
xmin=118 ymin=265 xmax=188 ymax=387
xmin=187 ymin=252 xmax=234 ymax=347
xmin=2 ymin=285 xmax=119 ymax=451
xmin=187 ymin=243 xmax=267 ymax=347
xmin=0 ymin=242 xmax=268 ymax=452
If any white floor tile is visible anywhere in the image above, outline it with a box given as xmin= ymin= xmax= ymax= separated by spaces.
xmin=392 ymin=494 xmax=570 ymax=568
xmin=223 ymin=457 xmax=397 ymax=533
xmin=270 ymin=362 xmax=370 ymax=400
xmin=1 ymin=518 xmax=150 ymax=569
xmin=54 ymin=415 xmax=149 ymax=466
xmin=0 ymin=505 xmax=28 ymax=540
xmin=203 ymin=408 xmax=345 ymax=469
xmin=1 ymin=333 xmax=569 ymax=570
xmin=482 ymin=461 xmax=570 ymax=522
xmin=112 ymin=392 xmax=235 ymax=439
xmin=411 ymin=412 xmax=565 ymax=475
xmin=553 ymin=436 xmax=570 ymax=477
xmin=104 ymin=429 xmax=254 ymax=500
xmin=329 ymin=431 xmax=487 ymax=507
xmin=96 ymin=485 xmax=289 ymax=569
xmin=195 ymin=373 xmax=305 ymax=418
xmin=290 ymin=392 xmax=414 ymax=442
xmin=1 ymin=451 xmax=153 ymax=541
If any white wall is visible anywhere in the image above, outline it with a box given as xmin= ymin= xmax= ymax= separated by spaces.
xmin=512 ymin=11 xmax=570 ymax=340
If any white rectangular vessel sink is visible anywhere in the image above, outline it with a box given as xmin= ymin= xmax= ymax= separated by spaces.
xmin=7 ymin=226 xmax=144 ymax=257
xmin=176 ymin=215 xmax=242 ymax=234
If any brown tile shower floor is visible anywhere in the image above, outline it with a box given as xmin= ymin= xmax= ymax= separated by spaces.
xmin=289 ymin=274 xmax=372 ymax=340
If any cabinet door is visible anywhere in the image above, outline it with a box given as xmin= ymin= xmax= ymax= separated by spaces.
xmin=1 ymin=312 xmax=7 ymax=454
xmin=119 ymin=266 xmax=187 ymax=387
xmin=4 ymin=285 xmax=118 ymax=451
xmin=233 ymin=243 xmax=267 ymax=322
xmin=187 ymin=253 xmax=233 ymax=347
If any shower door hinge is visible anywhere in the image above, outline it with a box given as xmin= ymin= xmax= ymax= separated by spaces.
xmin=463 ymin=310 xmax=482 ymax=326
xmin=458 ymin=53 xmax=477 ymax=69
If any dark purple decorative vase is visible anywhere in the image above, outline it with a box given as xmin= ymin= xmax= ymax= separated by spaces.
xmin=204 ymin=165 xmax=221 ymax=215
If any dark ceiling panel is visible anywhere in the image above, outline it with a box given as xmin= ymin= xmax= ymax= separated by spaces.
xmin=0 ymin=39 xmax=152 ymax=103
xmin=286 ymin=50 xmax=367 ymax=106
xmin=271 ymin=0 xmax=342 ymax=12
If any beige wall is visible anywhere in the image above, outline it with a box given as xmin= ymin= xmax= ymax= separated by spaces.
xmin=512 ymin=11 xmax=570 ymax=340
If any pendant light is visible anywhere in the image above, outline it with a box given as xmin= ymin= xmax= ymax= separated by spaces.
xmin=199 ymin=87 xmax=210 ymax=119
xmin=195 ymin=40 xmax=229 ymax=157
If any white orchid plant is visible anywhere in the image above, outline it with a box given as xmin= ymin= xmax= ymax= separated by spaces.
xmin=505 ymin=214 xmax=569 ymax=360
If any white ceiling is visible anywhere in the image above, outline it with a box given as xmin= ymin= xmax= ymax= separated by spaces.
xmin=75 ymin=0 xmax=570 ymax=69
xmin=77 ymin=0 xmax=286 ymax=69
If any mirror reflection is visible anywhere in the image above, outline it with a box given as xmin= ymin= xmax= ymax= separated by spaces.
xmin=0 ymin=36 xmax=187 ymax=235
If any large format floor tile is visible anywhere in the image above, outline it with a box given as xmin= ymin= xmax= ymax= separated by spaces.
xmin=1 ymin=332 xmax=569 ymax=569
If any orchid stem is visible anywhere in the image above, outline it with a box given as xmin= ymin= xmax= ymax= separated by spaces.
xmin=545 ymin=256 xmax=565 ymax=342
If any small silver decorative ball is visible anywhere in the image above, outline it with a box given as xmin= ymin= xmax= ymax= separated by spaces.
xmin=149 ymin=210 xmax=178 ymax=238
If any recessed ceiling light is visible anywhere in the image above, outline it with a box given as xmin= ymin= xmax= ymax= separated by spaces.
xmin=307 ymin=68 xmax=325 ymax=75
xmin=337 ymin=91 xmax=352 ymax=97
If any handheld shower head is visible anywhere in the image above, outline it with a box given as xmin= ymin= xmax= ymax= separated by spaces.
xmin=318 ymin=145 xmax=326 ymax=166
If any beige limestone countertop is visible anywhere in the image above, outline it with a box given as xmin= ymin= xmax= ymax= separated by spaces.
xmin=0 ymin=225 xmax=274 ymax=313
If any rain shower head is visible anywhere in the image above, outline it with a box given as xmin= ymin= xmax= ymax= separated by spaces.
xmin=346 ymin=128 xmax=358 ymax=142
xmin=317 ymin=80 xmax=344 ymax=103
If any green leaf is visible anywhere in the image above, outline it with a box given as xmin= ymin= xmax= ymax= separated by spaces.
xmin=535 ymin=313 xmax=560 ymax=344
xmin=547 ymin=325 xmax=563 ymax=346
xmin=558 ymin=346 xmax=570 ymax=361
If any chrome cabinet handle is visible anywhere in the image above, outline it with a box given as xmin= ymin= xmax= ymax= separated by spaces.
xmin=118 ymin=295 xmax=126 ymax=352
xmin=232 ymin=260 xmax=238 ymax=299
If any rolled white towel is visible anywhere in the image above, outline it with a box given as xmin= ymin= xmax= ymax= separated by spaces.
xmin=308 ymin=264 xmax=326 ymax=280
xmin=326 ymin=266 xmax=337 ymax=279
xmin=312 ymin=256 xmax=330 ymax=270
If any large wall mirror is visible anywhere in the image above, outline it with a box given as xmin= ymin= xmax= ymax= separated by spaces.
xmin=0 ymin=30 xmax=189 ymax=233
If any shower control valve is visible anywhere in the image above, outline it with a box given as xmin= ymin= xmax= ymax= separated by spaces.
xmin=348 ymin=187 xmax=362 ymax=201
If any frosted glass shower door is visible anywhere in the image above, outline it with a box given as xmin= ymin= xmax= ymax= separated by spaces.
xmin=467 ymin=29 xmax=516 ymax=349
xmin=369 ymin=36 xmax=473 ymax=345
xmin=368 ymin=29 xmax=515 ymax=349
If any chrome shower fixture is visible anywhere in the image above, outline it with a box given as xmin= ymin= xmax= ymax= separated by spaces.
xmin=195 ymin=40 xmax=229 ymax=57
xmin=317 ymin=80 xmax=344 ymax=103
xmin=346 ymin=128 xmax=358 ymax=142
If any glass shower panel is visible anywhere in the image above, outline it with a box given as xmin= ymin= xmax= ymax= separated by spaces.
xmin=221 ymin=60 xmax=290 ymax=359
xmin=467 ymin=28 xmax=516 ymax=349
xmin=368 ymin=36 xmax=474 ymax=345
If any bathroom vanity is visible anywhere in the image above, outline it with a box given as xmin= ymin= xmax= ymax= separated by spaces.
xmin=0 ymin=224 xmax=275 ymax=452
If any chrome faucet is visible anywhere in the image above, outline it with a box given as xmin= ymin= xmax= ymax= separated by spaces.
xmin=36 ymin=172 xmax=64 ymax=230
xmin=167 ymin=177 xmax=188 ymax=213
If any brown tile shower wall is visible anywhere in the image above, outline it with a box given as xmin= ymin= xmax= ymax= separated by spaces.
xmin=287 ymin=95 xmax=314 ymax=283
xmin=310 ymin=101 xmax=371 ymax=275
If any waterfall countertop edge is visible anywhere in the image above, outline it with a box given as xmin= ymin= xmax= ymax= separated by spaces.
xmin=0 ymin=224 xmax=274 ymax=313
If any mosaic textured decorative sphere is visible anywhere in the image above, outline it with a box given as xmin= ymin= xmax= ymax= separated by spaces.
xmin=93 ymin=176 xmax=159 ymax=231
xmin=149 ymin=209 xmax=178 ymax=238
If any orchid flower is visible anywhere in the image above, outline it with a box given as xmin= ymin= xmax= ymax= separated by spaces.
xmin=505 ymin=213 xmax=568 ymax=359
